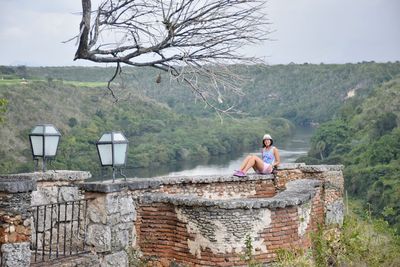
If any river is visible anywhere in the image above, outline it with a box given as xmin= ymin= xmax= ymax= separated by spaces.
xmin=114 ymin=127 xmax=314 ymax=179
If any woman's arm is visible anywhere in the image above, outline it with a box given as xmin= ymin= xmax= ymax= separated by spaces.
xmin=273 ymin=147 xmax=280 ymax=167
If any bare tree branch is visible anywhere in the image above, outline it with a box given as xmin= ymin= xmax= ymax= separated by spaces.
xmin=107 ymin=61 xmax=121 ymax=101
xmin=74 ymin=0 xmax=270 ymax=113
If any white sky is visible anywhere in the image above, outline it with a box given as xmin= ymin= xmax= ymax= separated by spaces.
xmin=0 ymin=0 xmax=399 ymax=66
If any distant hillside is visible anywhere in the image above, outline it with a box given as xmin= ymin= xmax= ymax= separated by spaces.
xmin=0 ymin=80 xmax=293 ymax=175
xmin=299 ymin=76 xmax=400 ymax=231
xmin=2 ymin=62 xmax=399 ymax=176
xmin=16 ymin=62 xmax=400 ymax=125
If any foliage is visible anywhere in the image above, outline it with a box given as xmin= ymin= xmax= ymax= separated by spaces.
xmin=147 ymin=62 xmax=399 ymax=124
xmin=0 ymin=79 xmax=292 ymax=176
xmin=312 ymin=209 xmax=400 ymax=267
xmin=19 ymin=62 xmax=400 ymax=124
xmin=272 ymin=248 xmax=313 ymax=267
xmin=371 ymin=112 xmax=397 ymax=138
xmin=240 ymin=234 xmax=262 ymax=267
xmin=0 ymin=98 xmax=7 ymax=123
xmin=273 ymin=206 xmax=400 ymax=267
xmin=302 ymin=76 xmax=400 ymax=231
xmin=125 ymin=247 xmax=154 ymax=267
xmin=308 ymin=120 xmax=350 ymax=159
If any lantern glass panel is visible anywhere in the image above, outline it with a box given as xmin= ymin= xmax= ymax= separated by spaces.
xmin=113 ymin=143 xmax=127 ymax=165
xmin=45 ymin=125 xmax=59 ymax=134
xmin=44 ymin=136 xmax=60 ymax=156
xmin=99 ymin=133 xmax=112 ymax=142
xmin=113 ymin=133 xmax=126 ymax=142
xmin=30 ymin=136 xmax=43 ymax=156
xmin=32 ymin=126 xmax=44 ymax=134
xmin=98 ymin=144 xmax=113 ymax=165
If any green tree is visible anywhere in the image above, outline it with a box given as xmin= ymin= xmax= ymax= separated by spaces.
xmin=309 ymin=120 xmax=349 ymax=159
xmin=372 ymin=112 xmax=397 ymax=138
xmin=68 ymin=117 xmax=78 ymax=128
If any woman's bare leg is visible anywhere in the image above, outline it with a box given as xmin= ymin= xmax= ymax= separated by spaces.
xmin=242 ymin=156 xmax=264 ymax=173
xmin=240 ymin=155 xmax=253 ymax=170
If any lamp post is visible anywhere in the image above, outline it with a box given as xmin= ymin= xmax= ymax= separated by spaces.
xmin=96 ymin=131 xmax=128 ymax=182
xmin=29 ymin=124 xmax=61 ymax=172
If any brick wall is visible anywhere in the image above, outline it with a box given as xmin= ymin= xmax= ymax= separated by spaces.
xmin=135 ymin=179 xmax=325 ymax=266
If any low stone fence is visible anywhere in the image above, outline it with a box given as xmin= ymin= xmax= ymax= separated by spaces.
xmin=0 ymin=164 xmax=344 ymax=266
xmin=1 ymin=171 xmax=95 ymax=267
xmin=79 ymin=163 xmax=344 ymax=266
xmin=136 ymin=179 xmax=323 ymax=266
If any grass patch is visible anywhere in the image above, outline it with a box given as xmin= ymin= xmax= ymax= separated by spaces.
xmin=0 ymin=78 xmax=106 ymax=87
xmin=0 ymin=79 xmax=29 ymax=85
xmin=63 ymin=81 xmax=107 ymax=87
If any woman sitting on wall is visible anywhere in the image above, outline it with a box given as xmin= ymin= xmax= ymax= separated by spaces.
xmin=233 ymin=134 xmax=280 ymax=177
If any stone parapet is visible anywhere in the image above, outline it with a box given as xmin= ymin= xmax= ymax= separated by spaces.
xmin=12 ymin=170 xmax=91 ymax=183
xmin=136 ymin=179 xmax=324 ymax=266
xmin=0 ymin=176 xmax=36 ymax=194
xmin=299 ymin=164 xmax=344 ymax=173
xmin=276 ymin=163 xmax=306 ymax=170
xmin=24 ymin=170 xmax=90 ymax=206
xmin=275 ymin=164 xmax=344 ymax=227
xmin=2 ymin=164 xmax=342 ymax=266
xmin=0 ymin=177 xmax=35 ymax=217
xmin=138 ymin=179 xmax=321 ymax=209
xmin=80 ymin=174 xmax=275 ymax=193
xmin=276 ymin=163 xmax=344 ymax=172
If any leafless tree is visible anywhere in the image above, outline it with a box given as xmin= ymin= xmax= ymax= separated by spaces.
xmin=73 ymin=0 xmax=269 ymax=113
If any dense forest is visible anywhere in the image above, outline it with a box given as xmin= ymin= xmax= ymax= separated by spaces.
xmin=299 ymin=77 xmax=400 ymax=232
xmin=1 ymin=62 xmax=400 ymax=232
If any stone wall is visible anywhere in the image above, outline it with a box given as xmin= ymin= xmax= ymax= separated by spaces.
xmin=0 ymin=176 xmax=35 ymax=267
xmin=79 ymin=163 xmax=343 ymax=267
xmin=83 ymin=191 xmax=135 ymax=266
xmin=158 ymin=179 xmax=276 ymax=199
xmin=0 ymin=164 xmax=343 ymax=266
xmin=23 ymin=170 xmax=91 ymax=206
xmin=135 ymin=179 xmax=323 ymax=266
xmin=276 ymin=164 xmax=344 ymax=225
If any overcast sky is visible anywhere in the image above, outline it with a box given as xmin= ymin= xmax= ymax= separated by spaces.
xmin=0 ymin=0 xmax=399 ymax=66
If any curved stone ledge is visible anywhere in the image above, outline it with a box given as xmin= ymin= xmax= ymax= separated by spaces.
xmin=81 ymin=174 xmax=275 ymax=193
xmin=299 ymin=165 xmax=344 ymax=172
xmin=138 ymin=179 xmax=321 ymax=209
xmin=276 ymin=163 xmax=343 ymax=172
xmin=276 ymin=163 xmax=306 ymax=170
xmin=10 ymin=170 xmax=91 ymax=182
xmin=0 ymin=176 xmax=36 ymax=193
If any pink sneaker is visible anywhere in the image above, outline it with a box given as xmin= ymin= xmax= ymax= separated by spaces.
xmin=233 ymin=170 xmax=247 ymax=177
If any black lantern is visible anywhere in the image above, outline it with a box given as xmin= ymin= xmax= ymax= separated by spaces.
xmin=29 ymin=124 xmax=61 ymax=172
xmin=96 ymin=131 xmax=128 ymax=182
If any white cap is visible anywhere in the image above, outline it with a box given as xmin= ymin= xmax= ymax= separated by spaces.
xmin=263 ymin=134 xmax=273 ymax=140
